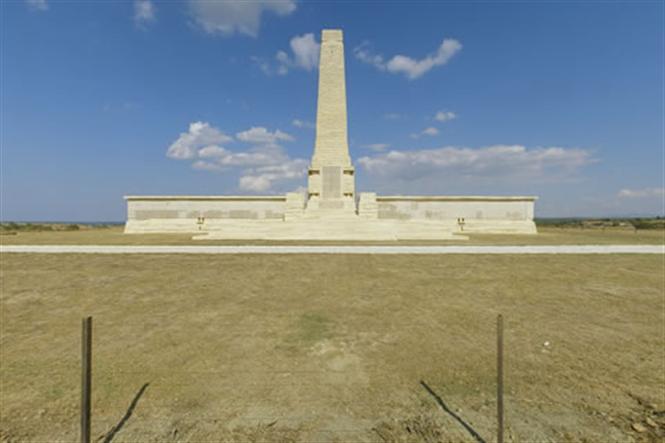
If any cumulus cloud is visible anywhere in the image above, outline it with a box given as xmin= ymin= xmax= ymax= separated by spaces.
xmin=239 ymin=160 xmax=309 ymax=192
xmin=197 ymin=145 xmax=228 ymax=159
xmin=236 ymin=127 xmax=294 ymax=145
xmin=26 ymin=0 xmax=48 ymax=11
xmin=259 ymin=33 xmax=320 ymax=75
xmin=198 ymin=143 xmax=284 ymax=167
xmin=167 ymin=122 xmax=306 ymax=192
xmin=189 ymin=0 xmax=296 ymax=37
xmin=292 ymin=119 xmax=315 ymax=129
xmin=435 ymin=111 xmax=456 ymax=122
xmin=166 ymin=122 xmax=233 ymax=159
xmin=358 ymin=145 xmax=593 ymax=183
xmin=354 ymin=38 xmax=462 ymax=80
xmin=411 ymin=127 xmax=439 ymax=138
xmin=134 ymin=0 xmax=155 ymax=27
xmin=388 ymin=39 xmax=462 ymax=79
xmin=617 ymin=187 xmax=665 ymax=198
xmin=286 ymin=33 xmax=320 ymax=70
xmin=354 ymin=42 xmax=386 ymax=70
xmin=192 ymin=160 xmax=223 ymax=172
xmin=238 ymin=175 xmax=272 ymax=192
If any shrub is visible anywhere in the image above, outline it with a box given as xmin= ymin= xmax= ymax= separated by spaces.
xmin=630 ymin=219 xmax=665 ymax=230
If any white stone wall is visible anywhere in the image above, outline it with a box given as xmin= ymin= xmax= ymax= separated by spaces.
xmin=124 ymin=195 xmax=537 ymax=236
xmin=376 ymin=197 xmax=535 ymax=222
xmin=127 ymin=197 xmax=286 ymax=220
xmin=125 ymin=196 xmax=287 ymax=233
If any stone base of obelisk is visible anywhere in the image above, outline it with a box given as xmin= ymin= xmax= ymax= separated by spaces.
xmin=301 ymin=196 xmax=357 ymax=219
xmin=192 ymin=218 xmax=468 ymax=241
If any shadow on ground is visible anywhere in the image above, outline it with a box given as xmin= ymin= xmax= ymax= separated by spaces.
xmin=101 ymin=383 xmax=149 ymax=443
xmin=420 ymin=380 xmax=487 ymax=443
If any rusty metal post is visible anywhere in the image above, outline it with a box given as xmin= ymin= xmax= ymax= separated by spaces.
xmin=81 ymin=316 xmax=92 ymax=443
xmin=497 ymin=314 xmax=504 ymax=443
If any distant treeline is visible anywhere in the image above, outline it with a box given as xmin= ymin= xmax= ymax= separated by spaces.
xmin=0 ymin=222 xmax=117 ymax=232
xmin=536 ymin=217 xmax=664 ymax=230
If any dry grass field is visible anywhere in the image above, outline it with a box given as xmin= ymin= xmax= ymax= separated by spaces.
xmin=1 ymin=225 xmax=664 ymax=246
xmin=1 ymin=252 xmax=663 ymax=442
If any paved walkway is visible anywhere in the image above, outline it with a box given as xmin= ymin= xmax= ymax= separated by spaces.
xmin=1 ymin=245 xmax=663 ymax=254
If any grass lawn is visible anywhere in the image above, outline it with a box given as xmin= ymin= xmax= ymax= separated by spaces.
xmin=1 ymin=226 xmax=664 ymax=246
xmin=1 ymin=253 xmax=663 ymax=442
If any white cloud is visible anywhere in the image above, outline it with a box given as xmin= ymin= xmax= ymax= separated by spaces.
xmin=236 ymin=127 xmax=294 ymax=145
xmin=200 ymin=144 xmax=283 ymax=167
xmin=353 ymin=42 xmax=385 ymax=70
xmin=354 ymin=38 xmax=462 ymax=80
xmin=292 ymin=119 xmax=315 ymax=129
xmin=617 ymin=188 xmax=665 ymax=198
xmin=239 ymin=159 xmax=309 ymax=192
xmin=168 ymin=122 xmax=306 ymax=192
xmin=264 ymin=33 xmax=320 ymax=75
xmin=388 ymin=39 xmax=462 ymax=79
xmin=250 ymin=56 xmax=273 ymax=76
xmin=358 ymin=145 xmax=593 ymax=183
xmin=166 ymin=122 xmax=233 ymax=159
xmin=434 ymin=111 xmax=456 ymax=122
xmin=275 ymin=51 xmax=290 ymax=75
xmin=363 ymin=143 xmax=390 ymax=152
xmin=289 ymin=33 xmax=320 ymax=70
xmin=26 ymin=0 xmax=47 ymax=11
xmin=134 ymin=0 xmax=155 ymax=27
xmin=189 ymin=0 xmax=296 ymax=37
xmin=238 ymin=175 xmax=272 ymax=192
xmin=411 ymin=127 xmax=440 ymax=138
xmin=192 ymin=160 xmax=224 ymax=172
xmin=197 ymin=145 xmax=228 ymax=158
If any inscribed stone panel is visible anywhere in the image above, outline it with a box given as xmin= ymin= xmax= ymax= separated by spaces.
xmin=322 ymin=166 xmax=342 ymax=199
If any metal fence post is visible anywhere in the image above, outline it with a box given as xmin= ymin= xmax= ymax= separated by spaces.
xmin=81 ymin=316 xmax=92 ymax=443
xmin=497 ymin=314 xmax=504 ymax=443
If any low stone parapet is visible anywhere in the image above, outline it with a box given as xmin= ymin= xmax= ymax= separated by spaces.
xmin=124 ymin=195 xmax=287 ymax=233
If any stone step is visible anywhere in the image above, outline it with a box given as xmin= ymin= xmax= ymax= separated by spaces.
xmin=194 ymin=219 xmax=466 ymax=241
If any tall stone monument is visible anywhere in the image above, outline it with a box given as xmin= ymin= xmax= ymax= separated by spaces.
xmin=306 ymin=29 xmax=355 ymax=216
xmin=124 ymin=28 xmax=538 ymax=239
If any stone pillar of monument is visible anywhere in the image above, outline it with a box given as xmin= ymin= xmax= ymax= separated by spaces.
xmin=306 ymin=29 xmax=356 ymax=216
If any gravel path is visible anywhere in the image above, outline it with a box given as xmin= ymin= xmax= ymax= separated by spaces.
xmin=1 ymin=245 xmax=663 ymax=254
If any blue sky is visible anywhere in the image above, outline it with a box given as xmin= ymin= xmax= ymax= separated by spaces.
xmin=2 ymin=0 xmax=663 ymax=221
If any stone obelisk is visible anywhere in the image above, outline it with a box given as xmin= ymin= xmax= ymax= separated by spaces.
xmin=307 ymin=29 xmax=355 ymax=215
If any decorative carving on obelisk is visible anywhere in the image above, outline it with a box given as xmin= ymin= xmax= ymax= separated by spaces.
xmin=307 ymin=29 xmax=355 ymax=214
